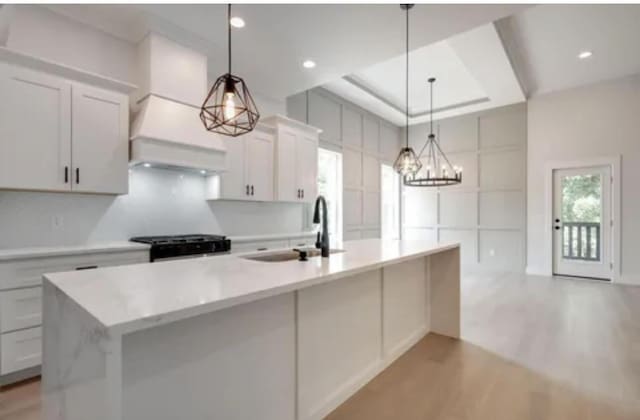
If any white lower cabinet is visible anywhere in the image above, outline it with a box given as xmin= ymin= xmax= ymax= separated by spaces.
xmin=0 ymin=249 xmax=149 ymax=382
xmin=0 ymin=287 xmax=42 ymax=333
xmin=1 ymin=327 xmax=42 ymax=376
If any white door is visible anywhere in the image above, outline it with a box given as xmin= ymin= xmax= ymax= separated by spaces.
xmin=276 ymin=127 xmax=298 ymax=202
xmin=0 ymin=64 xmax=71 ymax=192
xmin=553 ymin=166 xmax=612 ymax=280
xmin=296 ymin=134 xmax=318 ymax=203
xmin=71 ymin=84 xmax=129 ymax=194
xmin=246 ymin=131 xmax=274 ymax=201
xmin=220 ymin=136 xmax=248 ymax=200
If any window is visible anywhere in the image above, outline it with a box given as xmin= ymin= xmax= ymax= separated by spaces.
xmin=381 ymin=164 xmax=400 ymax=240
xmin=317 ymin=148 xmax=343 ymax=244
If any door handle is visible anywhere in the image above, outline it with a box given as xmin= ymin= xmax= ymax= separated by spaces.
xmin=554 ymin=226 xmax=560 ymax=230
xmin=246 ymin=185 xmax=250 ymax=195
xmin=251 ymin=185 xmax=254 ymax=196
xmin=75 ymin=168 xmax=80 ymax=184
xmin=297 ymin=189 xmax=300 ymax=198
xmin=302 ymin=189 xmax=304 ymax=199
xmin=64 ymin=166 xmax=69 ymax=183
xmin=555 ymin=218 xmax=560 ymax=223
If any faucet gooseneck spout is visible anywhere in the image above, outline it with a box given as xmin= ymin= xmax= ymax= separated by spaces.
xmin=313 ymin=195 xmax=330 ymax=258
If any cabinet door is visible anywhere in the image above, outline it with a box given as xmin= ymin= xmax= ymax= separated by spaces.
xmin=71 ymin=84 xmax=129 ymax=194
xmin=276 ymin=127 xmax=298 ymax=202
xmin=0 ymin=64 xmax=71 ymax=192
xmin=296 ymin=134 xmax=318 ymax=203
xmin=220 ymin=136 xmax=248 ymax=200
xmin=247 ymin=131 xmax=274 ymax=202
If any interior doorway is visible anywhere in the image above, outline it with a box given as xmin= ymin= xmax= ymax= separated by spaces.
xmin=552 ymin=165 xmax=612 ymax=280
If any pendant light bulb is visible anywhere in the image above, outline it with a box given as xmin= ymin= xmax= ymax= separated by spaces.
xmin=223 ymin=91 xmax=237 ymax=120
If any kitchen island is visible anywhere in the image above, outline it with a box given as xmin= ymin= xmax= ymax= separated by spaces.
xmin=42 ymin=239 xmax=460 ymax=420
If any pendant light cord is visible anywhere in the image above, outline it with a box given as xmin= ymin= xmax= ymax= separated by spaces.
xmin=228 ymin=3 xmax=232 ymax=74
xmin=405 ymin=5 xmax=409 ymax=148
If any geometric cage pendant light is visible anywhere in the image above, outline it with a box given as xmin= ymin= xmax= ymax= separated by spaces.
xmin=393 ymin=4 xmax=422 ymax=177
xmin=200 ymin=4 xmax=260 ymax=137
xmin=404 ymin=78 xmax=462 ymax=187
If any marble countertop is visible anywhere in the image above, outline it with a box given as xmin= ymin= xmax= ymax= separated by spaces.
xmin=0 ymin=241 xmax=150 ymax=261
xmin=44 ymin=239 xmax=459 ymax=335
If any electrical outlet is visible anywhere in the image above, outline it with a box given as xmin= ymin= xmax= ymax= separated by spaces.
xmin=51 ymin=215 xmax=64 ymax=230
xmin=489 ymin=249 xmax=495 ymax=257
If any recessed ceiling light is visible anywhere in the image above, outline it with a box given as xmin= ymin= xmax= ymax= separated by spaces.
xmin=578 ymin=50 xmax=593 ymax=59
xmin=230 ymin=17 xmax=245 ymax=28
xmin=302 ymin=60 xmax=316 ymax=69
xmin=200 ymin=170 xmax=207 ymax=175
xmin=143 ymin=163 xmax=151 ymax=168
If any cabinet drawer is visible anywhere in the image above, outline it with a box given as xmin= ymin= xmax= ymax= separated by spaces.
xmin=1 ymin=327 xmax=41 ymax=375
xmin=0 ymin=287 xmax=42 ymax=333
xmin=0 ymin=250 xmax=149 ymax=290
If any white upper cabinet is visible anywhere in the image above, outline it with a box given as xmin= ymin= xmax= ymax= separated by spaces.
xmin=71 ymin=84 xmax=129 ymax=194
xmin=0 ymin=63 xmax=71 ymax=192
xmin=265 ymin=116 xmax=320 ymax=204
xmin=295 ymin=133 xmax=318 ymax=202
xmin=246 ymin=130 xmax=274 ymax=202
xmin=0 ymin=62 xmax=130 ymax=195
xmin=209 ymin=127 xmax=275 ymax=202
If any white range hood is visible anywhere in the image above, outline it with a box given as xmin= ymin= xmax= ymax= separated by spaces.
xmin=130 ymin=33 xmax=226 ymax=172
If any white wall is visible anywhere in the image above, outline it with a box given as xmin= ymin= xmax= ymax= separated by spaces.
xmin=0 ymin=167 xmax=306 ymax=249
xmin=402 ymin=103 xmax=527 ymax=272
xmin=5 ymin=5 xmax=136 ymax=83
xmin=527 ymin=74 xmax=640 ymax=285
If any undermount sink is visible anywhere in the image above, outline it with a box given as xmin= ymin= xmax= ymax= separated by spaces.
xmin=242 ymin=248 xmax=345 ymax=263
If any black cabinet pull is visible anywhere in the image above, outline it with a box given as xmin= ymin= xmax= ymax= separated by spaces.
xmin=64 ymin=166 xmax=69 ymax=183
xmin=75 ymin=168 xmax=80 ymax=184
xmin=302 ymin=189 xmax=304 ymax=199
xmin=246 ymin=184 xmax=250 ymax=195
xmin=297 ymin=189 xmax=300 ymax=198
xmin=75 ymin=265 xmax=98 ymax=271
xmin=251 ymin=185 xmax=254 ymax=196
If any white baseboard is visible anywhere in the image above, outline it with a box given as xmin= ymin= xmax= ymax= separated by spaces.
xmin=526 ymin=266 xmax=551 ymax=276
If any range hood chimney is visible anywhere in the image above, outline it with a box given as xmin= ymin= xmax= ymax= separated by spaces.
xmin=130 ymin=34 xmax=226 ymax=172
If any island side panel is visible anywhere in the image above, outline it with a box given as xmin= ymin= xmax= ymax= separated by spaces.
xmin=381 ymin=257 xmax=429 ymax=364
xmin=42 ymin=280 xmax=123 ymax=420
xmin=120 ymin=292 xmax=296 ymax=420
xmin=429 ymin=247 xmax=461 ymax=338
xmin=297 ymin=269 xmax=382 ymax=420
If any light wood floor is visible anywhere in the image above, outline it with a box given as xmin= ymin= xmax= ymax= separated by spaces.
xmin=1 ymin=273 xmax=639 ymax=420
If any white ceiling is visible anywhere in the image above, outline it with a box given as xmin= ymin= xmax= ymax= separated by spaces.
xmin=324 ymin=23 xmax=526 ymax=126
xmin=45 ymin=4 xmax=527 ymax=108
xmin=498 ymin=4 xmax=640 ymax=96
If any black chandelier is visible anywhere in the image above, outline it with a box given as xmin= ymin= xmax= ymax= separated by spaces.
xmin=393 ymin=4 xmax=422 ymax=177
xmin=403 ymin=78 xmax=463 ymax=187
xmin=200 ymin=4 xmax=260 ymax=137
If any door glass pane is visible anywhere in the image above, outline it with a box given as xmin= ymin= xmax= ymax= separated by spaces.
xmin=561 ymin=173 xmax=602 ymax=261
